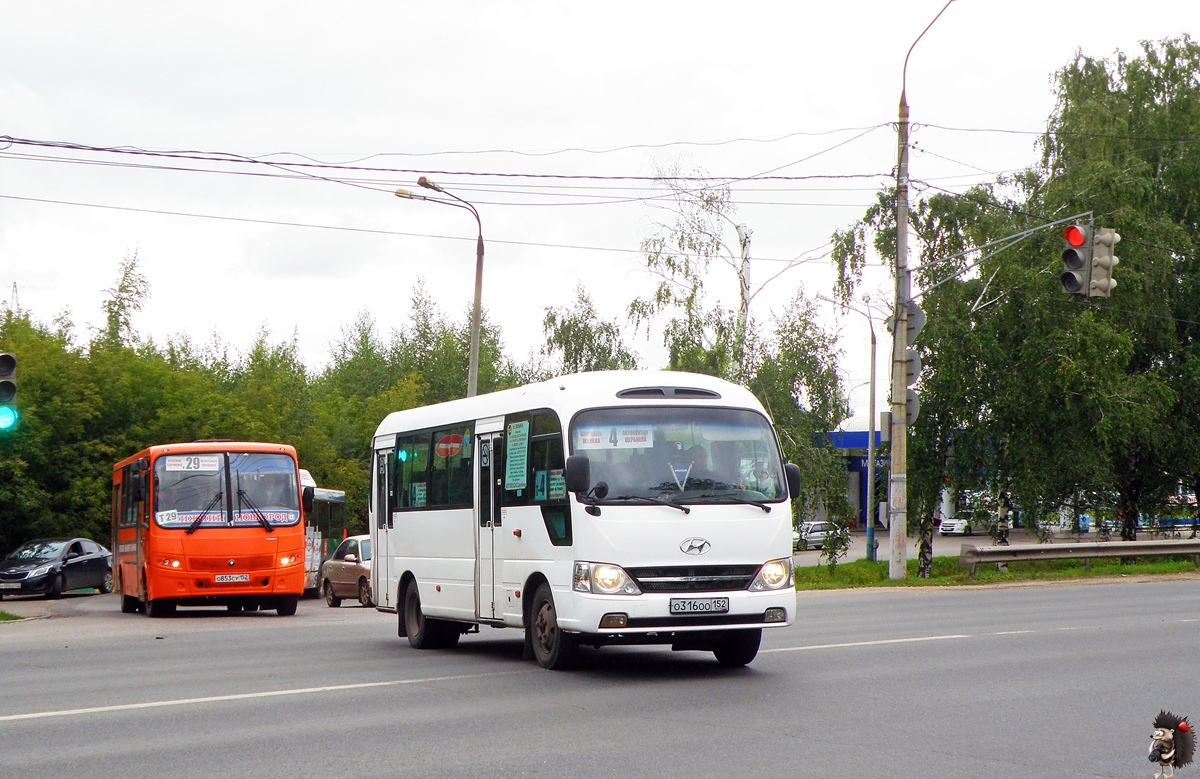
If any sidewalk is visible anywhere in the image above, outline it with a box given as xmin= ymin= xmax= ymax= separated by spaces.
xmin=0 ymin=591 xmax=104 ymax=620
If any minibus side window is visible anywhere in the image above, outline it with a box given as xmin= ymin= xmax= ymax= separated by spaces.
xmin=503 ymin=410 xmax=570 ymax=545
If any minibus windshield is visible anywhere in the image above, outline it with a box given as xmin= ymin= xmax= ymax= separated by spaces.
xmin=570 ymin=406 xmax=787 ymax=504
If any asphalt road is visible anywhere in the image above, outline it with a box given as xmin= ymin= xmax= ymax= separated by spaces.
xmin=2 ymin=576 xmax=1197 ymax=778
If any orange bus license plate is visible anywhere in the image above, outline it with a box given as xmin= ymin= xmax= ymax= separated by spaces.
xmin=214 ymin=574 xmax=250 ymax=583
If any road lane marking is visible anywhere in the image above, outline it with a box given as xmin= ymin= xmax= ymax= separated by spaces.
xmin=762 ymin=634 xmax=972 ymax=653
xmin=0 ymin=670 xmax=521 ymax=723
xmin=765 ymin=619 xmax=1192 ymax=655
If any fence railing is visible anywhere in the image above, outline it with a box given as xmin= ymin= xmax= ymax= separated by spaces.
xmin=958 ymin=539 xmax=1200 ymax=573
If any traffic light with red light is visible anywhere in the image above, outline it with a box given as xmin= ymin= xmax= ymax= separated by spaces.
xmin=1060 ymin=224 xmax=1092 ymax=294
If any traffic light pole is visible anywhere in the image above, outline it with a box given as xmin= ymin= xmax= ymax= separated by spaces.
xmin=889 ymin=91 xmax=911 ymax=581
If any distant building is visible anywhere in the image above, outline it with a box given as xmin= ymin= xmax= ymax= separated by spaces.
xmin=824 ymin=412 xmax=884 ymax=530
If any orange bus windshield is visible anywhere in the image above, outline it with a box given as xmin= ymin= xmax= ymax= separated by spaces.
xmin=154 ymin=451 xmax=301 ymax=531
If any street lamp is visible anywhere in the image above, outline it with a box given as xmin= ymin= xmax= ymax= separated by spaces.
xmin=395 ymin=176 xmax=486 ymax=398
xmin=818 ymin=293 xmax=878 ymax=561
xmin=889 ymin=0 xmax=956 ymax=580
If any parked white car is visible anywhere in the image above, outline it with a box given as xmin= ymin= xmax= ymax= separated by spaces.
xmin=938 ymin=517 xmax=974 ymax=536
xmin=795 ymin=520 xmax=836 ymax=550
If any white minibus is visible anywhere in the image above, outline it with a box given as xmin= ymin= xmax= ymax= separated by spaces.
xmin=370 ymin=370 xmax=800 ymax=669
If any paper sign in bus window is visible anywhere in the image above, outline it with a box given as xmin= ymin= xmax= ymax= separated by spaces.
xmin=534 ymin=470 xmax=547 ymax=501
xmin=164 ymin=455 xmax=222 ymax=472
xmin=548 ymin=469 xmax=566 ymax=500
xmin=505 ymin=420 xmax=530 ymax=490
xmin=575 ymin=426 xmax=654 ymax=450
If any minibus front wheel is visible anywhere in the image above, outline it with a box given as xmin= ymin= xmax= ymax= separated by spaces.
xmin=712 ymin=628 xmax=761 ymax=667
xmin=529 ymin=583 xmax=579 ymax=671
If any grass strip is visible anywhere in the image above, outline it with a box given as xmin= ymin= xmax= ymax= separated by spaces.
xmin=795 ymin=555 xmax=1200 ymax=589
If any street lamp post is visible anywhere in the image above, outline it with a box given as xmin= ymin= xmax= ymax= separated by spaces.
xmin=863 ymin=306 xmax=877 ymax=562
xmin=395 ymin=177 xmax=485 ymax=398
xmin=889 ymin=0 xmax=956 ymax=580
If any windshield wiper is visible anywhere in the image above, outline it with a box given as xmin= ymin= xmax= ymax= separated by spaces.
xmin=236 ymin=489 xmax=275 ymax=533
xmin=692 ymin=493 xmax=772 ymax=513
xmin=186 ymin=492 xmax=225 ymax=535
xmin=611 ymin=494 xmax=691 ymax=514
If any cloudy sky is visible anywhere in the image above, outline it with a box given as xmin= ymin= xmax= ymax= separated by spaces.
xmin=0 ymin=1 xmax=1190 ymax=417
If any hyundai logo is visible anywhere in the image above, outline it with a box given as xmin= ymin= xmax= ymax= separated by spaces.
xmin=680 ymin=537 xmax=711 ymax=555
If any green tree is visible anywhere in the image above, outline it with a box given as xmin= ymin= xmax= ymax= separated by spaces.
xmin=0 ymin=310 xmax=101 ymax=549
xmin=629 ymin=163 xmax=803 ymax=380
xmin=748 ymin=294 xmax=854 ymax=568
xmin=543 ymin=286 xmax=638 ymax=374
xmin=394 ymin=280 xmax=511 ymax=403
xmin=95 ymin=251 xmax=149 ymax=351
xmin=832 ymin=36 xmax=1200 ymax=569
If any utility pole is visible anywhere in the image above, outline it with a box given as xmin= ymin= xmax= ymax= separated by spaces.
xmin=889 ymin=90 xmax=910 ymax=581
xmin=735 ymin=224 xmax=753 ymax=377
xmin=889 ymin=0 xmax=955 ymax=580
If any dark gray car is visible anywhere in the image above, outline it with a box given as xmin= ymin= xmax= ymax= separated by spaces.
xmin=0 ymin=537 xmax=113 ymax=599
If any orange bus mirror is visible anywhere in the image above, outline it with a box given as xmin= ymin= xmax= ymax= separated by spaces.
xmin=128 ymin=472 xmax=146 ymax=502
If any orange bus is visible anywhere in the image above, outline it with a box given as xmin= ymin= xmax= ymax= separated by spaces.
xmin=111 ymin=441 xmax=312 ymax=617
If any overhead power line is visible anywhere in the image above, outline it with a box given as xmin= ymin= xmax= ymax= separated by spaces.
xmin=259 ymin=124 xmax=894 ymax=161
xmin=0 ymin=192 xmax=845 ymax=264
xmin=0 ymin=135 xmax=889 ymax=184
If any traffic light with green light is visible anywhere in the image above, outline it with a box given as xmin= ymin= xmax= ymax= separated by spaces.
xmin=0 ymin=352 xmax=15 ymax=431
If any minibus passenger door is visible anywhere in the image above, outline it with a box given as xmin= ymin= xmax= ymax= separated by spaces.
xmin=477 ymin=434 xmax=502 ymax=620
xmin=374 ymin=448 xmax=392 ymax=609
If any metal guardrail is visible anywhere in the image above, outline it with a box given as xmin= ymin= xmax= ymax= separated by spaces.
xmin=959 ymin=539 xmax=1200 ymax=573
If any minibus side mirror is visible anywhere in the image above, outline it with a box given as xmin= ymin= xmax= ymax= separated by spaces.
xmin=784 ymin=463 xmax=801 ymax=499
xmin=303 ymin=485 xmax=315 ymax=513
xmin=128 ymin=472 xmax=146 ymax=502
xmin=564 ymin=455 xmax=591 ymax=495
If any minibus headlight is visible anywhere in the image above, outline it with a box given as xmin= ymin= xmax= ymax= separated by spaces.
xmin=593 ymin=564 xmax=628 ymax=594
xmin=279 ymin=555 xmax=300 ymax=566
xmin=573 ymin=561 xmax=642 ymax=595
xmin=749 ymin=558 xmax=793 ymax=591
